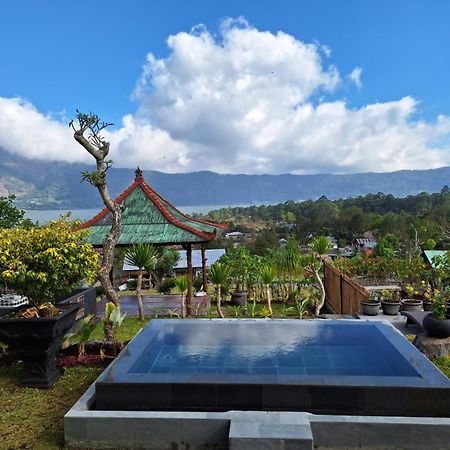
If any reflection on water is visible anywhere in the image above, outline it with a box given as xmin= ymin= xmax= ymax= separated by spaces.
xmin=130 ymin=321 xmax=419 ymax=378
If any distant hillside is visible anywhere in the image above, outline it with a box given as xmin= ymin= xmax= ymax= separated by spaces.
xmin=0 ymin=148 xmax=449 ymax=209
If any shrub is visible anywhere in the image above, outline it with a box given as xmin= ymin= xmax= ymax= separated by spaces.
xmin=158 ymin=277 xmax=176 ymax=294
xmin=0 ymin=219 xmax=98 ymax=305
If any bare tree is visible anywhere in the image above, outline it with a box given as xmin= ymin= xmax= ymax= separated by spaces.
xmin=70 ymin=111 xmax=122 ymax=305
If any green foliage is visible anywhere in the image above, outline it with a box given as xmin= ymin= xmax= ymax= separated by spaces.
xmin=175 ymin=275 xmax=188 ymax=293
xmin=309 ymin=235 xmax=332 ymax=256
xmin=432 ymin=294 xmax=448 ymax=320
xmin=158 ymin=277 xmax=176 ymax=294
xmin=103 ymin=302 xmax=126 ymax=344
xmin=246 ymin=299 xmax=258 ymax=318
xmin=260 ymin=306 xmax=272 ymax=318
xmin=259 ymin=265 xmax=276 ymax=285
xmin=219 ymin=247 xmax=256 ymax=291
xmin=63 ymin=314 xmax=98 ymax=357
xmin=227 ymin=304 xmax=242 ymax=317
xmin=0 ymin=218 xmax=98 ymax=305
xmin=280 ymin=304 xmax=295 ymax=317
xmin=125 ymin=243 xmax=159 ymax=270
xmin=0 ymin=195 xmax=26 ymax=228
xmin=295 ymin=298 xmax=309 ymax=319
xmin=209 ymin=262 xmax=231 ymax=286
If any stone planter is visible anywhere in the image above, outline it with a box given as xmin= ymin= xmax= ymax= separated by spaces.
xmin=231 ymin=291 xmax=248 ymax=308
xmin=423 ymin=313 xmax=450 ymax=339
xmin=381 ymin=300 xmax=401 ymax=316
xmin=361 ymin=300 xmax=380 ymax=316
xmin=0 ymin=304 xmax=80 ymax=387
xmin=423 ymin=300 xmax=433 ymax=312
xmin=401 ymin=298 xmax=423 ymax=312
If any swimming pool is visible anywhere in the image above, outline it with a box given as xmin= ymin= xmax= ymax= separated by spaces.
xmin=95 ymin=319 xmax=450 ymax=416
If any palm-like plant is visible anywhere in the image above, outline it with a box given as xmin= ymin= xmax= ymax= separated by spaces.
xmin=175 ymin=275 xmax=188 ymax=318
xmin=259 ymin=265 xmax=276 ymax=317
xmin=273 ymin=241 xmax=303 ymax=302
xmin=209 ymin=262 xmax=231 ymax=319
xmin=125 ymin=243 xmax=159 ymax=320
xmin=308 ymin=236 xmax=332 ymax=316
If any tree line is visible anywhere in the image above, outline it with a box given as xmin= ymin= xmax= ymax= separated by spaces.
xmin=201 ymin=187 xmax=450 ymax=249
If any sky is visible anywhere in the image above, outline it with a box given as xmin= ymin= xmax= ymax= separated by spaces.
xmin=1 ymin=0 xmax=450 ymax=175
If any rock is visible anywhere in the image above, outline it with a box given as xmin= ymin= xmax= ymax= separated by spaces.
xmin=413 ymin=332 xmax=450 ymax=359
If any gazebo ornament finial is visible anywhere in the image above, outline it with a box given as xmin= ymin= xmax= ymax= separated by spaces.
xmin=135 ymin=166 xmax=143 ymax=180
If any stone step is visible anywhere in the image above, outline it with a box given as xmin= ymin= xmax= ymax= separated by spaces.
xmin=229 ymin=411 xmax=313 ymax=450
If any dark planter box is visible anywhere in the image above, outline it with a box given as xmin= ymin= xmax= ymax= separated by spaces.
xmin=56 ymin=287 xmax=97 ymax=320
xmin=361 ymin=301 xmax=380 ymax=316
xmin=0 ymin=304 xmax=80 ymax=387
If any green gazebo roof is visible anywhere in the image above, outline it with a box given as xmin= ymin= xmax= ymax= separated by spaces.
xmin=77 ymin=169 xmax=226 ymax=246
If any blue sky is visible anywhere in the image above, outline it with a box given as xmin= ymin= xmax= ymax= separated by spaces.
xmin=1 ymin=0 xmax=450 ymax=175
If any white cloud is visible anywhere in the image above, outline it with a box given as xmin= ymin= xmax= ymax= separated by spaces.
xmin=0 ymin=97 xmax=87 ymax=163
xmin=349 ymin=67 xmax=363 ymax=89
xmin=1 ymin=19 xmax=450 ymax=175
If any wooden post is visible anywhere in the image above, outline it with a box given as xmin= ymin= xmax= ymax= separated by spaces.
xmin=201 ymin=244 xmax=208 ymax=293
xmin=186 ymin=244 xmax=193 ymax=316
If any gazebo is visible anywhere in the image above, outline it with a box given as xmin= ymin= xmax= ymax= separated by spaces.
xmin=77 ymin=168 xmax=226 ymax=310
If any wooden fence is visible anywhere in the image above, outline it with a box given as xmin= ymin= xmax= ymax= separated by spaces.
xmin=324 ymin=261 xmax=369 ymax=314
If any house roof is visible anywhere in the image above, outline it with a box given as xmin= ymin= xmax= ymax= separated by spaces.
xmin=174 ymin=248 xmax=226 ymax=270
xmin=423 ymin=250 xmax=448 ymax=268
xmin=76 ymin=168 xmax=227 ymax=246
xmin=123 ymin=248 xmax=226 ymax=271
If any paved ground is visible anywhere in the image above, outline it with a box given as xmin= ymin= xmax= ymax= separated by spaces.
xmin=97 ymin=294 xmax=210 ymax=317
xmin=355 ymin=311 xmax=423 ymax=336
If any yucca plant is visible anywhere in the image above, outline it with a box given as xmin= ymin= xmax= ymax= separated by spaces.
xmin=209 ymin=262 xmax=231 ymax=319
xmin=175 ymin=275 xmax=189 ymax=318
xmin=308 ymin=236 xmax=332 ymax=316
xmin=125 ymin=243 xmax=159 ymax=320
xmin=259 ymin=265 xmax=276 ymax=317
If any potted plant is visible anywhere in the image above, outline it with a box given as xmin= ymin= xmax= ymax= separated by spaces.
xmin=361 ymin=292 xmax=381 ymax=316
xmin=381 ymin=289 xmax=400 ymax=315
xmin=423 ymin=294 xmax=450 ymax=339
xmin=422 ymin=285 xmax=434 ymax=311
xmin=401 ymin=285 xmax=423 ymax=312
xmin=0 ymin=219 xmax=98 ymax=387
xmin=221 ymin=247 xmax=253 ymax=307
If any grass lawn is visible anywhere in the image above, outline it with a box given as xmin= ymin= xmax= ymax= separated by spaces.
xmin=0 ymin=364 xmax=101 ymax=450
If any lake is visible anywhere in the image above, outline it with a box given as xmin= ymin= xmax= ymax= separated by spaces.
xmin=24 ymin=203 xmax=259 ymax=223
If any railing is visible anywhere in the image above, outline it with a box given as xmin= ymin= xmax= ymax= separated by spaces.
xmin=324 ymin=261 xmax=369 ymax=314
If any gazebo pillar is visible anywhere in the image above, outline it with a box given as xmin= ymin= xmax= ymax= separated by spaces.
xmin=201 ymin=244 xmax=208 ymax=293
xmin=186 ymin=244 xmax=193 ymax=316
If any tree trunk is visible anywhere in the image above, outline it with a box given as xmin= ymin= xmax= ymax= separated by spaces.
xmin=201 ymin=244 xmax=208 ymax=293
xmin=180 ymin=293 xmax=186 ymax=319
xmin=314 ymin=268 xmax=326 ymax=316
xmin=103 ymin=322 xmax=113 ymax=342
xmin=216 ymin=285 xmax=225 ymax=318
xmin=186 ymin=244 xmax=192 ymax=316
xmin=266 ymin=285 xmax=273 ymax=317
xmin=137 ymin=268 xmax=144 ymax=321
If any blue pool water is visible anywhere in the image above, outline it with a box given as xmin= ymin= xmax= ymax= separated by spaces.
xmin=128 ymin=320 xmax=418 ymax=378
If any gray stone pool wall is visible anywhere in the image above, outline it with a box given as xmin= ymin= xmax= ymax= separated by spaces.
xmin=65 ymin=378 xmax=450 ymax=449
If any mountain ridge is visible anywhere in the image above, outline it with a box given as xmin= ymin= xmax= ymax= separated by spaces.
xmin=0 ymin=148 xmax=449 ymax=209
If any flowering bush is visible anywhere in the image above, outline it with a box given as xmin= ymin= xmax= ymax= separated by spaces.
xmin=0 ymin=219 xmax=98 ymax=305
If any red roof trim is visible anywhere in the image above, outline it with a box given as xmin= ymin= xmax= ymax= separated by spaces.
xmin=75 ymin=176 xmax=224 ymax=241
xmin=137 ymin=178 xmax=215 ymax=240
xmin=151 ymin=188 xmax=228 ymax=230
